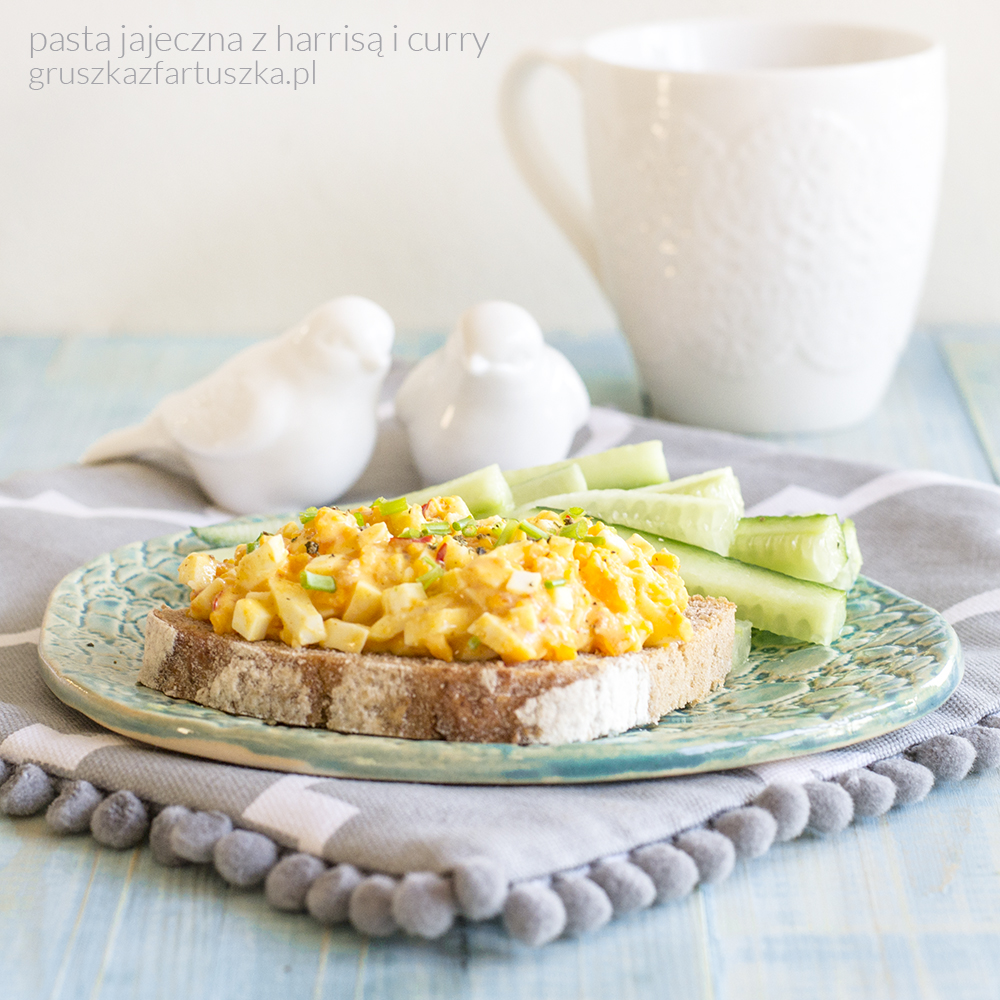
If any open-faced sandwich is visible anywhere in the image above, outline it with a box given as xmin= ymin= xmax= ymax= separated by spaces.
xmin=140 ymin=495 xmax=736 ymax=745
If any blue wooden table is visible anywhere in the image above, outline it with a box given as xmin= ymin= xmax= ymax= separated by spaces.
xmin=1 ymin=327 xmax=999 ymax=999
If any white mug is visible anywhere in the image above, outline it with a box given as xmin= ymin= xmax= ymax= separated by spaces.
xmin=501 ymin=20 xmax=946 ymax=433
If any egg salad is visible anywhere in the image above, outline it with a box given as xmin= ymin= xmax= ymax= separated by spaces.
xmin=178 ymin=496 xmax=693 ymax=664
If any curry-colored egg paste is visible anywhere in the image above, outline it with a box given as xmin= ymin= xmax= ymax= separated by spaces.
xmin=179 ymin=496 xmax=692 ymax=664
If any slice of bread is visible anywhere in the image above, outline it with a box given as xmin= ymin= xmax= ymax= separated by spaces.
xmin=139 ymin=595 xmax=736 ymax=745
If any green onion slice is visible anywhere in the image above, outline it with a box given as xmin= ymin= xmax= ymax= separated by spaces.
xmin=298 ymin=507 xmax=319 ymax=524
xmin=424 ymin=521 xmax=451 ymax=536
xmin=374 ymin=496 xmax=408 ymax=516
xmin=518 ymin=520 xmax=550 ymax=540
xmin=353 ymin=511 xmax=365 ymax=527
xmin=452 ymin=515 xmax=478 ymax=537
xmin=544 ymin=578 xmax=567 ymax=590
xmin=417 ymin=565 xmax=444 ymax=588
xmin=300 ymin=570 xmax=337 ymax=592
xmin=496 ymin=519 xmax=519 ymax=546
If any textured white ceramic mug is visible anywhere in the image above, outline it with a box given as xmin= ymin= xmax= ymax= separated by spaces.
xmin=501 ymin=21 xmax=946 ymax=432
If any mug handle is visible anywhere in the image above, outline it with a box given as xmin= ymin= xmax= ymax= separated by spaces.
xmin=499 ymin=46 xmax=601 ymax=280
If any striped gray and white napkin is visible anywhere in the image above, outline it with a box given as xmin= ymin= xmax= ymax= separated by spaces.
xmin=2 ymin=411 xmax=999 ymax=895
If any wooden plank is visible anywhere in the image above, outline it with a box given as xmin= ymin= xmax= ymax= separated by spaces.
xmin=0 ymin=336 xmax=254 ymax=480
xmin=3 ymin=330 xmax=1000 ymax=999
xmin=938 ymin=328 xmax=1000 ymax=484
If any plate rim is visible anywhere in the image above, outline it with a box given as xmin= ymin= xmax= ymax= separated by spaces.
xmin=37 ymin=531 xmax=963 ymax=785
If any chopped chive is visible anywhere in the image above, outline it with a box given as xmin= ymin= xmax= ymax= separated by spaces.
xmin=246 ymin=532 xmax=266 ymax=553
xmin=374 ymin=496 xmax=408 ymax=516
xmin=424 ymin=521 xmax=451 ymax=536
xmin=518 ymin=520 xmax=550 ymax=540
xmin=579 ymin=535 xmax=607 ymax=547
xmin=452 ymin=515 xmax=478 ymax=537
xmin=496 ymin=519 xmax=519 ymax=546
xmin=353 ymin=510 xmax=365 ymax=527
xmin=300 ymin=570 xmax=337 ymax=592
xmin=298 ymin=507 xmax=319 ymax=524
xmin=417 ymin=564 xmax=444 ymax=588
xmin=544 ymin=578 xmax=567 ymax=589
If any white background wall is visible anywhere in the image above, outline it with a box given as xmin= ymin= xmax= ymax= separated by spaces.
xmin=3 ymin=0 xmax=998 ymax=337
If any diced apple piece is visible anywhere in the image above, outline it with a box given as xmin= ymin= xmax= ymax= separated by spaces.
xmin=178 ymin=553 xmax=218 ymax=592
xmin=304 ymin=554 xmax=340 ymax=574
xmin=469 ymin=553 xmax=511 ymax=589
xmin=553 ymin=586 xmax=575 ymax=612
xmin=321 ymin=618 xmax=369 ymax=654
xmin=358 ymin=522 xmax=391 ymax=547
xmin=237 ymin=535 xmax=287 ymax=590
xmin=232 ymin=597 xmax=274 ymax=641
xmin=382 ymin=582 xmax=426 ymax=616
xmin=506 ymin=570 xmax=541 ymax=595
xmin=368 ymin=612 xmax=407 ymax=641
xmin=189 ymin=577 xmax=225 ymax=620
xmin=343 ymin=580 xmax=383 ymax=625
xmin=270 ymin=578 xmax=326 ymax=646
xmin=468 ymin=612 xmax=534 ymax=661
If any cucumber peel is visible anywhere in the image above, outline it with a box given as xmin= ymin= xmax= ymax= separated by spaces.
xmin=526 ymin=488 xmax=741 ymax=556
xmin=642 ymin=466 xmax=744 ymax=516
xmin=192 ymin=516 xmax=292 ymax=548
xmin=503 ymin=440 xmax=669 ymax=491
xmin=831 ymin=519 xmax=863 ymax=591
xmin=509 ymin=463 xmax=587 ymax=508
xmin=730 ymin=513 xmax=847 ymax=585
xmin=400 ymin=464 xmax=514 ymax=518
xmin=623 ymin=527 xmax=847 ymax=646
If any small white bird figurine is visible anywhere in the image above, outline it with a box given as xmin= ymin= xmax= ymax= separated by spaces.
xmin=81 ymin=296 xmax=395 ymax=513
xmin=395 ymin=301 xmax=590 ymax=484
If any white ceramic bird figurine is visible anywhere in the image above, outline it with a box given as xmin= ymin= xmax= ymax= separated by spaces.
xmin=81 ymin=296 xmax=395 ymax=513
xmin=395 ymin=301 xmax=590 ymax=484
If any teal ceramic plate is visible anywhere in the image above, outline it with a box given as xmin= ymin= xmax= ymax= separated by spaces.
xmin=38 ymin=530 xmax=962 ymax=785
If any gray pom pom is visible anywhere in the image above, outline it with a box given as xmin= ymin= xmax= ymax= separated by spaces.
xmin=90 ymin=790 xmax=149 ymax=848
xmin=265 ymin=852 xmax=327 ymax=911
xmin=674 ymin=829 xmax=736 ymax=884
xmin=911 ymin=734 xmax=976 ymax=781
xmin=150 ymin=806 xmax=193 ymax=866
xmin=835 ymin=769 xmax=896 ymax=817
xmin=0 ymin=763 xmax=57 ymax=817
xmin=552 ymin=875 xmax=613 ymax=936
xmin=452 ymin=858 xmax=508 ymax=920
xmin=46 ymin=780 xmax=104 ymax=834
xmin=213 ymin=829 xmax=278 ymax=887
xmin=868 ymin=758 xmax=934 ymax=805
xmin=170 ymin=810 xmax=233 ymax=864
xmin=502 ymin=883 xmax=566 ymax=947
xmin=391 ymin=872 xmax=456 ymax=939
xmin=957 ymin=726 xmax=1000 ymax=772
xmin=753 ymin=782 xmax=810 ymax=841
xmin=349 ymin=874 xmax=399 ymax=937
xmin=587 ymin=859 xmax=656 ymax=916
xmin=804 ymin=781 xmax=854 ymax=834
xmin=630 ymin=843 xmax=699 ymax=902
xmin=711 ymin=806 xmax=777 ymax=859
xmin=306 ymin=863 xmax=363 ymax=924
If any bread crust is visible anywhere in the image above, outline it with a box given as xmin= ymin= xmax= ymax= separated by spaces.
xmin=139 ymin=595 xmax=736 ymax=745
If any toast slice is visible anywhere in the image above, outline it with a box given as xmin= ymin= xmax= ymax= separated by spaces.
xmin=139 ymin=595 xmax=736 ymax=745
